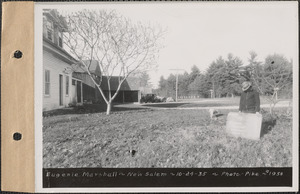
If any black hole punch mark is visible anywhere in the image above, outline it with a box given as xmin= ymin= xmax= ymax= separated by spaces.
xmin=129 ymin=149 xmax=137 ymax=157
xmin=13 ymin=132 xmax=22 ymax=141
xmin=271 ymin=61 xmax=275 ymax=64
xmin=13 ymin=50 xmax=23 ymax=59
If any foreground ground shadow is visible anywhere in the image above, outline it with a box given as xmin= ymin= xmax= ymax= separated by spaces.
xmin=43 ymin=104 xmax=148 ymax=117
xmin=141 ymin=102 xmax=238 ymax=108
xmin=141 ymin=102 xmax=188 ymax=108
xmin=260 ymin=117 xmax=277 ymax=137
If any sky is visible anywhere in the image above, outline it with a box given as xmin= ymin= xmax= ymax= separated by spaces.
xmin=48 ymin=2 xmax=298 ymax=88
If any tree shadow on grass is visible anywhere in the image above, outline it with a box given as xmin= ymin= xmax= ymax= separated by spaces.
xmin=142 ymin=102 xmax=237 ymax=108
xmin=215 ymin=113 xmax=224 ymax=118
xmin=183 ymin=103 xmax=234 ymax=108
xmin=141 ymin=102 xmax=188 ymax=108
xmin=260 ymin=117 xmax=277 ymax=137
xmin=43 ymin=103 xmax=148 ymax=117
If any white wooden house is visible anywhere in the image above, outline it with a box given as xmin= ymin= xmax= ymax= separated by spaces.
xmin=43 ymin=9 xmax=83 ymax=111
xmin=43 ymin=9 xmax=144 ymax=111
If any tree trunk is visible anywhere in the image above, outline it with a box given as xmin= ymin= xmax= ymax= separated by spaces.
xmin=106 ymin=102 xmax=112 ymax=115
xmin=269 ymin=103 xmax=274 ymax=115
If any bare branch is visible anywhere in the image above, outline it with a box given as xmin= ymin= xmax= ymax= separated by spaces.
xmin=63 ymin=9 xmax=164 ymax=114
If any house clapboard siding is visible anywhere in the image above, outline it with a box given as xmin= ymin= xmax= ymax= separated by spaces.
xmin=42 ymin=9 xmax=82 ymax=111
xmin=43 ymin=49 xmax=74 ymax=111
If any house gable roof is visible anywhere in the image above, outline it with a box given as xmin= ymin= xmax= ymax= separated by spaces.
xmin=43 ymin=9 xmax=78 ymax=65
xmin=43 ymin=38 xmax=78 ymax=64
xmin=43 ymin=9 xmax=68 ymax=32
xmin=74 ymin=60 xmax=101 ymax=77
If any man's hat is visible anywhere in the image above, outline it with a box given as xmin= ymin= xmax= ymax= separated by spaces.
xmin=242 ymin=81 xmax=251 ymax=91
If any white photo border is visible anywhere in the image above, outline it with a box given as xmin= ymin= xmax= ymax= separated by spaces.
xmin=34 ymin=1 xmax=299 ymax=192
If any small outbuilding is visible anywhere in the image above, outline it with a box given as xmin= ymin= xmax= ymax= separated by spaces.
xmin=99 ymin=76 xmax=142 ymax=103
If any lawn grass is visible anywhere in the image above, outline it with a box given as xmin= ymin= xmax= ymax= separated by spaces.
xmin=43 ymin=106 xmax=293 ymax=168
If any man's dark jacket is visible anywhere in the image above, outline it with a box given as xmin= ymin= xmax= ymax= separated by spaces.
xmin=239 ymin=88 xmax=260 ymax=113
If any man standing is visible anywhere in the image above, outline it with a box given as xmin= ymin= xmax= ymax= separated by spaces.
xmin=239 ymin=81 xmax=260 ymax=114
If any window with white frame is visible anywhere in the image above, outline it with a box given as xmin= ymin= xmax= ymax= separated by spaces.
xmin=66 ymin=75 xmax=69 ymax=95
xmin=45 ymin=70 xmax=50 ymax=95
xmin=46 ymin=20 xmax=54 ymax=42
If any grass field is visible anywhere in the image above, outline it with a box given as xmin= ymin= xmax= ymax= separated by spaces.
xmin=43 ymin=103 xmax=293 ymax=168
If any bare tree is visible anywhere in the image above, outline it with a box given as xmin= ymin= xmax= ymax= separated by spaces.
xmin=247 ymin=51 xmax=293 ymax=114
xmin=64 ymin=10 xmax=163 ymax=115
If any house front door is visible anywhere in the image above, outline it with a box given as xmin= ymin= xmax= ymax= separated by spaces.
xmin=77 ymin=81 xmax=82 ymax=103
xmin=71 ymin=79 xmax=77 ymax=103
xmin=59 ymin=74 xmax=63 ymax=106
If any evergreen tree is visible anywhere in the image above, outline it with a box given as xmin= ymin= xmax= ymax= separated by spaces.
xmin=189 ymin=65 xmax=201 ymax=83
xmin=178 ymin=71 xmax=190 ymax=96
xmin=138 ymin=72 xmax=151 ymax=87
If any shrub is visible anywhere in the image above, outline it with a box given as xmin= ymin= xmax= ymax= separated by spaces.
xmin=141 ymin=94 xmax=156 ymax=103
xmin=166 ymin=97 xmax=175 ymax=102
xmin=154 ymin=96 xmax=166 ymax=103
xmin=68 ymin=102 xmax=77 ymax=107
xmin=140 ymin=94 xmax=168 ymax=103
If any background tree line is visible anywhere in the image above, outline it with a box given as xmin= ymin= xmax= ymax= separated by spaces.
xmin=154 ymin=52 xmax=293 ymax=100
